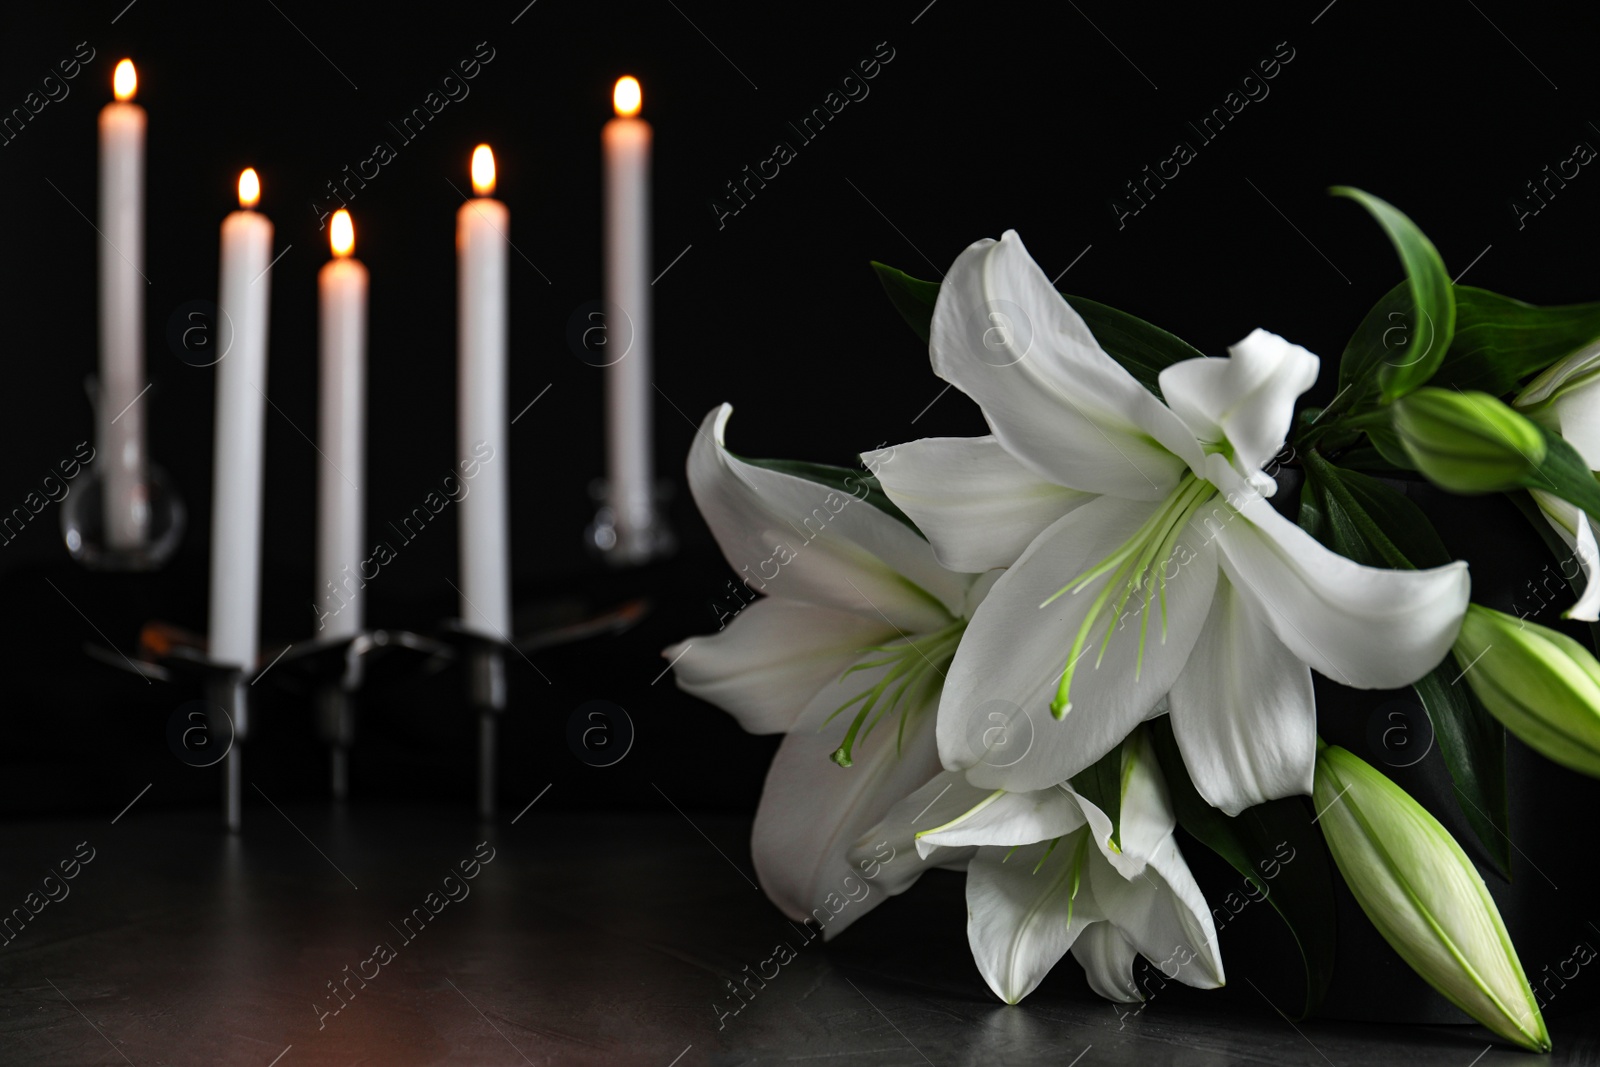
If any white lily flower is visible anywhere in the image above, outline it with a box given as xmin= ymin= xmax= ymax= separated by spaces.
xmin=1515 ymin=349 xmax=1600 ymax=621
xmin=664 ymin=404 xmax=987 ymax=939
xmin=1527 ymin=492 xmax=1600 ymax=621
xmin=869 ymin=231 xmax=1471 ymax=815
xmin=853 ymin=729 xmax=1222 ymax=1004
xmin=1516 ymin=340 xmax=1600 ymax=467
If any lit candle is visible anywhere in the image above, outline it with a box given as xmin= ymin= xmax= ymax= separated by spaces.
xmin=99 ymin=59 xmax=147 ymax=549
xmin=457 ymin=146 xmax=511 ymax=637
xmin=603 ymin=76 xmax=654 ymax=551
xmin=209 ymin=168 xmax=273 ymax=675
xmin=317 ymin=209 xmax=367 ymax=640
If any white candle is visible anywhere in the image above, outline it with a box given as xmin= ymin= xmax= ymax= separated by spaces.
xmin=457 ymin=145 xmax=511 ymax=638
xmin=209 ymin=168 xmax=273 ymax=674
xmin=317 ymin=209 xmax=367 ymax=640
xmin=99 ymin=59 xmax=147 ymax=549
xmin=603 ymin=76 xmax=654 ymax=547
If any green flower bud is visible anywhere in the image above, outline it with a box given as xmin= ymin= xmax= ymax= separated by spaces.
xmin=1313 ymin=744 xmax=1549 ymax=1052
xmin=1456 ymin=603 xmax=1600 ymax=777
xmin=1392 ymin=388 xmax=1546 ymax=493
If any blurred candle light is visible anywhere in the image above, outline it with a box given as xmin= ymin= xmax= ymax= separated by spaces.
xmin=113 ymin=57 xmax=137 ymax=100
xmin=457 ymin=145 xmax=511 ymax=639
xmin=471 ymin=143 xmax=496 ymax=197
xmin=316 ymin=209 xmax=368 ymax=643
xmin=99 ymin=58 xmax=148 ymax=548
xmin=238 ymin=166 xmax=260 ymax=207
xmin=613 ymin=74 xmax=641 ymax=117
xmin=602 ymin=75 xmax=655 ymax=560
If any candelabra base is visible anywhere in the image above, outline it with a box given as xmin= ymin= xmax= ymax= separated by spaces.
xmin=82 ymin=598 xmax=647 ymax=829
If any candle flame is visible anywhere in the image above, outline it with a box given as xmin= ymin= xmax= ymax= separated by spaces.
xmin=331 ymin=209 xmax=354 ymax=257
xmin=238 ymin=168 xmax=260 ymax=209
xmin=113 ymin=60 xmax=137 ymax=102
xmin=471 ymin=144 xmax=496 ymax=196
xmin=613 ymin=76 xmax=641 ymax=118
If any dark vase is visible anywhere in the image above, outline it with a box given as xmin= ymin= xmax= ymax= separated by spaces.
xmin=1244 ymin=469 xmax=1600 ymax=1024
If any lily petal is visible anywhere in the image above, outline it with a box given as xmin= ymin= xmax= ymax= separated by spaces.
xmin=929 ymin=231 xmax=1200 ymax=499
xmin=864 ymin=436 xmax=1092 ymax=573
xmin=1071 ymin=922 xmax=1145 ymax=1003
xmin=1158 ymin=330 xmax=1319 ymax=485
xmin=1167 ymin=577 xmax=1318 ymax=815
xmin=1518 ymin=342 xmax=1600 ymax=407
xmin=1117 ymin=728 xmax=1177 ymax=863
xmin=689 ymin=404 xmax=967 ymax=634
xmin=915 ymin=785 xmax=1085 ymax=858
xmin=1072 ymin=729 xmax=1177 ymax=878
xmin=964 ymin=567 xmax=1005 ymax=619
xmin=1208 ymin=456 xmax=1470 ymax=689
xmin=666 ymin=598 xmax=897 ymax=734
xmin=1087 ymin=837 xmax=1225 ymax=991
xmin=1531 ymin=491 xmax=1600 ymax=622
xmin=1518 ymin=342 xmax=1600 ymax=468
xmin=846 ymin=769 xmax=987 ymax=902
xmin=751 ymin=694 xmax=943 ymax=941
xmin=1553 ymin=386 xmax=1600 ymax=470
xmin=937 ymin=496 xmax=1219 ymax=792
xmin=966 ymin=837 xmax=1104 ymax=1003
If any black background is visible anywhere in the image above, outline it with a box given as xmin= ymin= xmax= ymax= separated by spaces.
xmin=2 ymin=0 xmax=1598 ymax=826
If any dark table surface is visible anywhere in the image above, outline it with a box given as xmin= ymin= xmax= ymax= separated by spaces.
xmin=1 ymin=802 xmax=1594 ymax=1067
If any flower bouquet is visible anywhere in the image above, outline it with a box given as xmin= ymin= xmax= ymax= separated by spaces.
xmin=664 ymin=187 xmax=1600 ymax=1053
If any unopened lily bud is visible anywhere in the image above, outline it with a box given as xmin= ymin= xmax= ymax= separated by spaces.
xmin=1313 ymin=743 xmax=1548 ymax=1052
xmin=1456 ymin=603 xmax=1600 ymax=777
xmin=1392 ymin=388 xmax=1546 ymax=493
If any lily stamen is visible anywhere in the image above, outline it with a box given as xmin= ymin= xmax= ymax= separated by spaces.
xmin=1044 ymin=473 xmax=1218 ymax=718
xmin=827 ymin=617 xmax=967 ymax=767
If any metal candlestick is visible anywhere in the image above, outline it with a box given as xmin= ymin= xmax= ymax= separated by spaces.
xmin=83 ymin=596 xmax=648 ymax=827
xmin=465 ymin=639 xmax=506 ymax=821
xmin=205 ymin=671 xmax=248 ymax=832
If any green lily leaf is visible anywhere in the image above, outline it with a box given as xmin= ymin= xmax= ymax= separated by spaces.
xmin=1331 ymin=188 xmax=1456 ymax=403
xmin=1299 ymin=452 xmax=1511 ymax=877
xmin=1518 ymin=423 xmax=1600 ymax=529
xmin=1361 ymin=421 xmax=1418 ymax=472
xmin=1411 ymin=665 xmax=1511 ymax=878
xmin=1068 ymin=742 xmax=1124 ymax=851
xmin=1296 ymin=479 xmax=1330 ymax=543
xmin=1435 ymin=287 xmax=1600 ymax=396
xmin=871 ymin=262 xmax=941 ymax=345
xmin=1148 ymin=716 xmax=1337 ymax=1019
xmin=1334 ymin=444 xmax=1409 ymax=473
xmin=870 ymin=261 xmax=1202 ymax=398
xmin=1065 ymin=295 xmax=1207 ymax=399
xmin=734 ymin=455 xmax=918 ymax=533
xmin=1302 ymin=452 xmax=1448 ymax=569
xmin=1334 ymin=280 xmax=1414 ymax=410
